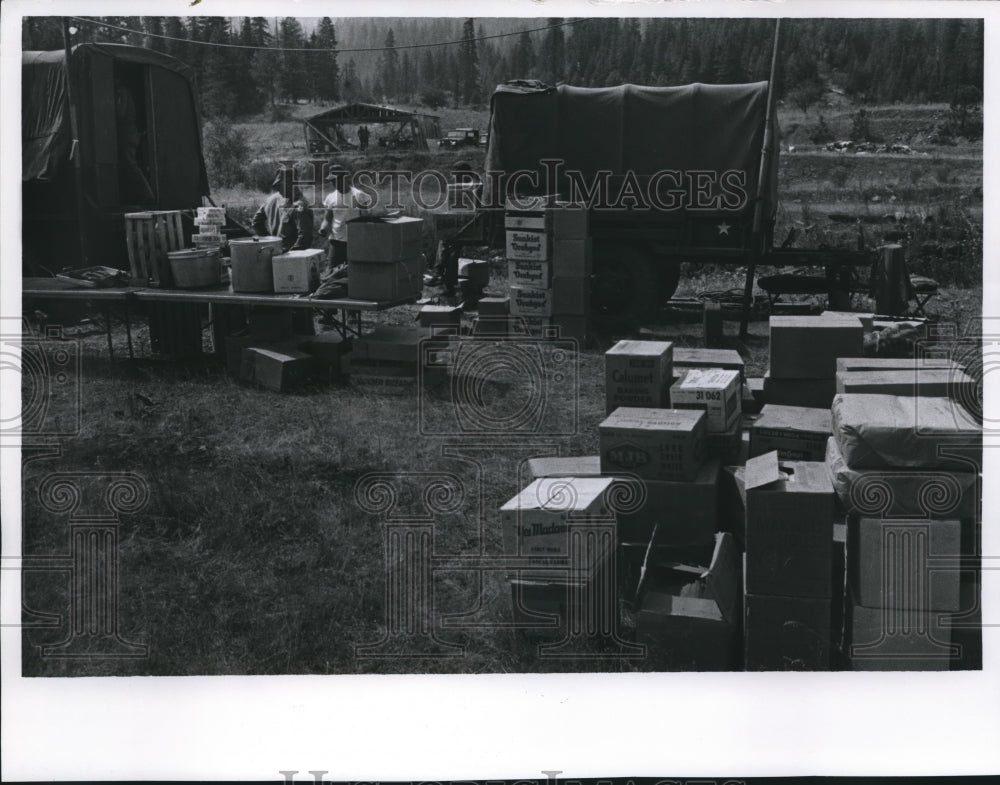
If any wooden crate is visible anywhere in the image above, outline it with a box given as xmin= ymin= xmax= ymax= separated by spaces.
xmin=125 ymin=211 xmax=184 ymax=287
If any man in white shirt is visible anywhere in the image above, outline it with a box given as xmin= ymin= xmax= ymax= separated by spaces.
xmin=318 ymin=162 xmax=375 ymax=276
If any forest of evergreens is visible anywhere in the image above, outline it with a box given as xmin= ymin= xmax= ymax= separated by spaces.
xmin=22 ymin=16 xmax=983 ymax=118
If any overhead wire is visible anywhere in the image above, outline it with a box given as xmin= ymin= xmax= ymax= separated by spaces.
xmin=67 ymin=16 xmax=583 ymax=54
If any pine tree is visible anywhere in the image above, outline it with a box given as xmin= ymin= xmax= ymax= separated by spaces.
xmin=342 ymin=58 xmax=361 ymax=103
xmin=142 ymin=17 xmax=166 ymax=52
xmin=513 ymin=31 xmax=534 ymax=78
xmin=313 ymin=17 xmax=341 ymax=103
xmin=541 ymin=18 xmax=566 ymax=84
xmin=278 ymin=17 xmax=309 ymax=103
xmin=162 ymin=17 xmax=189 ymax=63
xmin=459 ymin=18 xmax=482 ymax=104
xmin=376 ymin=29 xmax=399 ymax=101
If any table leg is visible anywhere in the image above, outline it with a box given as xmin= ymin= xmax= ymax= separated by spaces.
xmin=124 ymin=298 xmax=134 ymax=361
xmin=104 ymin=304 xmax=115 ymax=361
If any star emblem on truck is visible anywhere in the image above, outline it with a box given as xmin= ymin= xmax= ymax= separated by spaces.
xmin=718 ymin=222 xmax=731 ymax=236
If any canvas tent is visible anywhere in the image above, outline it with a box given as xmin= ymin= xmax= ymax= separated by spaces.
xmin=22 ymin=43 xmax=209 ymax=273
xmin=485 ymin=81 xmax=780 ymax=235
xmin=303 ymin=103 xmax=442 ymax=153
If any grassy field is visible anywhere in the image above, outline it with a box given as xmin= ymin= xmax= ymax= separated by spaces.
xmin=19 ymin=100 xmax=984 ymax=676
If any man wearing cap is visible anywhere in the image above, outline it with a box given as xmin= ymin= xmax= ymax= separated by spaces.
xmin=318 ymin=163 xmax=376 ymax=277
xmin=252 ymin=169 xmax=315 ymax=253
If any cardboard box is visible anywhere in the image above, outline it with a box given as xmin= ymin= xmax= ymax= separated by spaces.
xmin=298 ymin=332 xmax=352 ymax=380
xmin=551 ymin=314 xmax=588 ymax=343
xmin=769 ymin=315 xmax=864 ymax=379
xmin=750 ymin=404 xmax=832 ymax=461
xmin=830 ymin=394 xmax=981 ymax=471
xmin=477 ymin=297 xmax=510 ymax=317
xmin=551 ymin=238 xmax=593 ymax=278
xmin=507 ymin=258 xmax=551 ymax=289
xmin=506 ymin=230 xmax=548 ymax=261
xmin=848 ymin=515 xmax=962 ymax=611
xmin=240 ymin=345 xmax=316 ymax=392
xmin=271 ymin=249 xmax=323 ymax=294
xmin=348 ymin=256 xmax=423 ymax=301
xmin=616 ymin=459 xmax=721 ymax=546
xmin=500 ymin=476 xmax=616 ymax=581
xmin=744 ymin=591 xmax=832 ymax=671
xmin=418 ymin=304 xmax=462 ymax=329
xmin=763 ymin=372 xmax=837 ymax=409
xmin=248 ymin=308 xmax=294 ymax=342
xmin=605 ymin=340 xmax=674 ymax=413
xmin=635 ymin=532 xmax=741 ymax=671
xmin=504 ymin=203 xmax=589 ymax=237
xmin=457 ymin=258 xmax=489 ymax=287
xmin=845 ymin=586 xmax=954 ymax=671
xmin=519 ymin=316 xmax=552 ymax=336
xmin=824 ymin=436 xmax=978 ymax=519
xmin=599 ymin=407 xmax=707 ymax=482
xmin=551 ymin=277 xmax=589 ymax=314
xmin=525 ymin=455 xmax=602 ymax=482
xmin=509 ymin=285 xmax=553 ymax=317
xmin=743 ymin=452 xmax=836 ymax=598
xmin=836 ymin=357 xmax=964 ymax=374
xmin=835 ymin=368 xmax=974 ymax=398
xmin=471 ymin=316 xmax=510 ymax=336
xmin=822 ymin=310 xmax=875 ymax=333
xmin=346 ymin=215 xmax=424 ymax=262
xmin=670 ymin=368 xmax=741 ymax=433
xmin=508 ymin=573 xmax=582 ymax=628
xmin=832 ymin=520 xmax=848 ymax=664
xmin=352 ymin=325 xmax=432 ymax=364
xmin=673 ymin=347 xmax=745 ymax=383
xmin=706 ymin=414 xmax=743 ymax=463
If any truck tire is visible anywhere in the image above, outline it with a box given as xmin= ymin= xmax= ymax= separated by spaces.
xmin=591 ymin=243 xmax=658 ymax=329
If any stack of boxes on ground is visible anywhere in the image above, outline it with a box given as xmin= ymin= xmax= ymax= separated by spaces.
xmin=501 ymin=323 xmax=983 ymax=672
xmin=505 ymin=196 xmax=591 ymax=341
xmin=826 ymin=393 xmax=982 ymax=670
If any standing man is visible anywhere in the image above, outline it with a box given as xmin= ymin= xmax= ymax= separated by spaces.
xmin=252 ymin=169 xmax=314 ymax=252
xmin=358 ymin=125 xmax=370 ymax=152
xmin=318 ymin=162 xmax=377 ymax=279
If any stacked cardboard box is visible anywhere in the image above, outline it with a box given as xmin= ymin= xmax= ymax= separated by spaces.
xmin=827 ymin=393 xmax=982 ymax=670
xmin=346 ymin=216 xmax=424 ymax=301
xmin=765 ymin=315 xmax=864 ymax=408
xmin=501 ymin=476 xmax=617 ymax=625
xmin=634 ymin=532 xmax=742 ymax=670
xmin=742 ymin=451 xmax=837 ymax=670
xmin=345 ymin=324 xmax=448 ymax=394
xmin=750 ymin=404 xmax=832 ymax=461
xmin=505 ymin=198 xmax=591 ymax=339
xmin=605 ymin=340 xmax=673 ymax=413
xmin=834 ymin=355 xmax=973 ymax=399
xmin=193 ymin=206 xmax=225 ymax=250
xmin=473 ymin=296 xmax=512 ymax=336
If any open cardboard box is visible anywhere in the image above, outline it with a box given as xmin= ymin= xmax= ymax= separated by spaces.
xmin=634 ymin=532 xmax=742 ymax=671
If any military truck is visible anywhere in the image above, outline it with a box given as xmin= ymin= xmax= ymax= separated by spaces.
xmin=455 ymin=78 xmax=868 ymax=330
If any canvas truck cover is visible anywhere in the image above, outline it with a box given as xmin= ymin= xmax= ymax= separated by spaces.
xmin=485 ymin=81 xmax=779 ymax=222
xmin=22 ymin=43 xmax=209 ymax=195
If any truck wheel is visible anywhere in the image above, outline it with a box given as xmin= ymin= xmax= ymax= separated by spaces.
xmin=591 ymin=244 xmax=658 ymax=328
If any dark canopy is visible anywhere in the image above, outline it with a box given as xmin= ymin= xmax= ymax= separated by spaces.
xmin=486 ymin=81 xmax=779 ymax=219
xmin=303 ymin=103 xmax=441 ymax=152
xmin=22 ymin=43 xmax=208 ymax=194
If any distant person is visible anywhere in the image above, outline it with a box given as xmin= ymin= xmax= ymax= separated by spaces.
xmin=114 ymin=78 xmax=155 ymax=204
xmin=358 ymin=125 xmax=370 ymax=152
xmin=252 ymin=169 xmax=314 ymax=253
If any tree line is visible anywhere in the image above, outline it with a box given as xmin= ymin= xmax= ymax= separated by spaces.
xmin=22 ymin=16 xmax=983 ymax=118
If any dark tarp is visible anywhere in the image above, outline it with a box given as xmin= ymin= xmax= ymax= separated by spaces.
xmin=485 ymin=81 xmax=779 ymax=219
xmin=22 ymin=43 xmax=208 ymax=194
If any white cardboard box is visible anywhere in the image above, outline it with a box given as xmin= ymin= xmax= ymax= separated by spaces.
xmin=500 ymin=476 xmax=616 ymax=581
xmin=271 ymin=248 xmax=324 ymax=293
xmin=506 ymin=230 xmax=548 ymax=261
xmin=669 ymin=368 xmax=741 ymax=432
